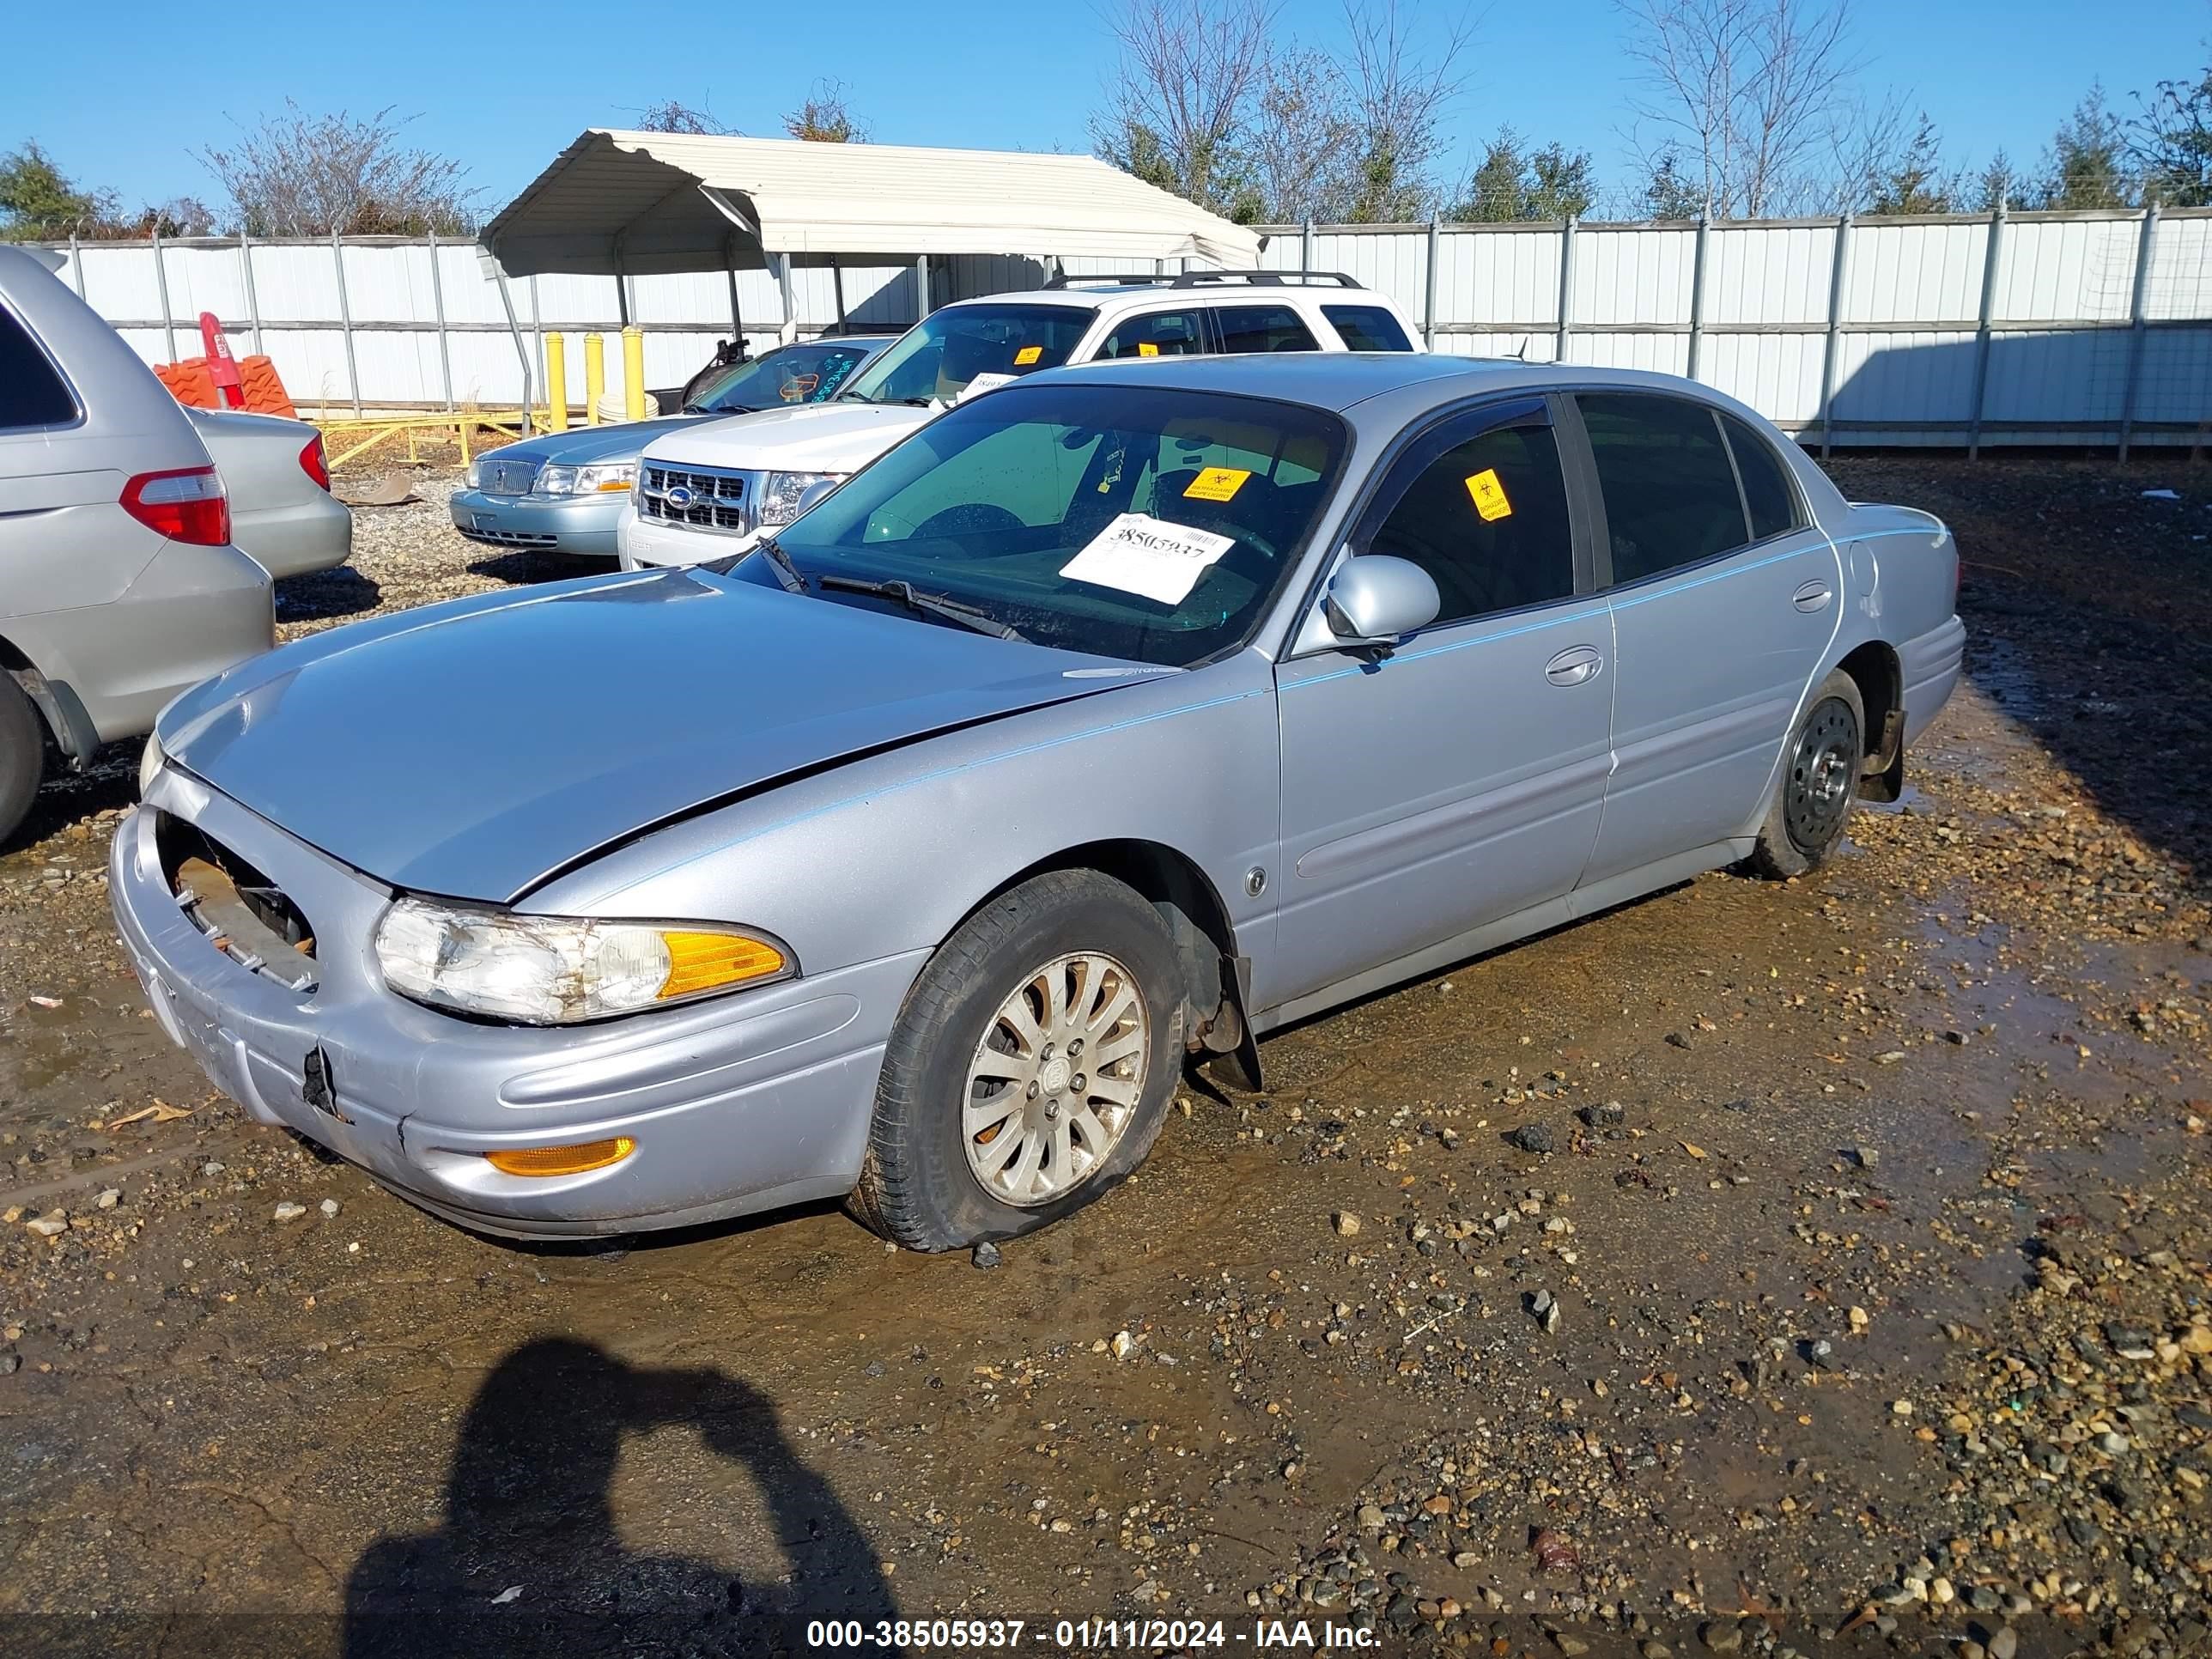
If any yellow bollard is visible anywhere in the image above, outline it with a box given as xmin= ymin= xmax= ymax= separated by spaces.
xmin=545 ymin=332 xmax=568 ymax=432
xmin=583 ymin=332 xmax=605 ymax=426
xmin=622 ymin=325 xmax=647 ymax=422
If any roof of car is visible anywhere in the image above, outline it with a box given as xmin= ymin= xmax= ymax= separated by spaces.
xmin=944 ymin=282 xmax=1382 ymax=316
xmin=1031 ymin=351 xmax=1522 ymax=411
xmin=1030 ymin=351 xmax=1760 ymax=417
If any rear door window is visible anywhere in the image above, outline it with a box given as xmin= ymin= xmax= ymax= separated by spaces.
xmin=1577 ymin=393 xmax=1751 ymax=586
xmin=1096 ymin=309 xmax=1210 ymax=360
xmin=1322 ymin=304 xmax=1414 ymax=351
xmin=1719 ymin=413 xmax=1804 ymax=543
xmin=0 ymin=304 xmax=76 ymax=428
xmin=1213 ymin=304 xmax=1320 ymax=355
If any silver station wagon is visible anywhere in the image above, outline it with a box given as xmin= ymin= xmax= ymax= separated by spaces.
xmin=112 ymin=355 xmax=1963 ymax=1250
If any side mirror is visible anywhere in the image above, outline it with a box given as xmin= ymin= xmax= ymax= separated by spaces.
xmin=1324 ymin=555 xmax=1440 ymax=654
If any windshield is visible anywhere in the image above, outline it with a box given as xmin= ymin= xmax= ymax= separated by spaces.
xmin=842 ymin=305 xmax=1091 ymax=406
xmin=763 ymin=382 xmax=1347 ymax=667
xmin=689 ymin=343 xmax=876 ymax=412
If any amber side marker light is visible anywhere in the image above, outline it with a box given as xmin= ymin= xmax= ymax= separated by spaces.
xmin=485 ymin=1137 xmax=636 ymax=1177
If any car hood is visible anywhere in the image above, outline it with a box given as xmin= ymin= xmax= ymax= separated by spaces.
xmin=641 ymin=400 xmax=929 ymax=473
xmin=492 ymin=415 xmax=709 ymax=469
xmin=157 ymin=568 xmax=1131 ymax=902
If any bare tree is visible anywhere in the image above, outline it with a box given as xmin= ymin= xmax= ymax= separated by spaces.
xmin=636 ymin=100 xmax=731 ymax=135
xmin=785 ymin=80 xmax=868 ymax=143
xmin=201 ymin=103 xmax=477 ymax=236
xmin=1620 ymin=0 xmax=1863 ymax=218
xmin=1092 ymin=0 xmax=1278 ymax=216
xmin=1338 ymin=0 xmax=1475 ymax=222
xmin=1824 ymin=97 xmax=1959 ymax=213
xmin=1243 ymin=46 xmax=1358 ymax=222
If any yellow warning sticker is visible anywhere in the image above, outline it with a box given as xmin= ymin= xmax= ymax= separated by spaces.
xmin=1013 ymin=344 xmax=1042 ymax=366
xmin=1183 ymin=465 xmax=1251 ymax=502
xmin=1465 ymin=467 xmax=1512 ymax=520
xmin=1137 ymin=341 xmax=1160 ymax=357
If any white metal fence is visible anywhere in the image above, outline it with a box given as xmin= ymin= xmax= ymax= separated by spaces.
xmin=38 ymin=206 xmax=2212 ymax=453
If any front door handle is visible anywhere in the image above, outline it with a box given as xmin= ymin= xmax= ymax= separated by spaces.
xmin=1544 ymin=644 xmax=1605 ymax=687
xmin=1793 ymin=580 xmax=1835 ymax=613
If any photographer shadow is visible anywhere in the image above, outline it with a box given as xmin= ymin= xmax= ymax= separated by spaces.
xmin=343 ymin=1337 xmax=899 ymax=1657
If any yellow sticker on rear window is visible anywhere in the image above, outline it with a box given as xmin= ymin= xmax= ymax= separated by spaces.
xmin=1184 ymin=466 xmax=1251 ymax=502
xmin=1137 ymin=341 xmax=1160 ymax=357
xmin=1465 ymin=468 xmax=1512 ymax=520
xmin=1013 ymin=344 xmax=1042 ymax=366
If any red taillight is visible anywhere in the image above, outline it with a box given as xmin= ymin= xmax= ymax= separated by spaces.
xmin=298 ymin=434 xmax=331 ymax=491
xmin=121 ymin=466 xmax=230 ymax=547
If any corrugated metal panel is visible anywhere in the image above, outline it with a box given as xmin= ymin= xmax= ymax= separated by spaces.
xmin=1981 ymin=326 xmax=2132 ymax=422
xmin=1571 ymin=227 xmax=1692 ymax=325
xmin=2145 ymin=215 xmax=2212 ymax=320
xmin=1707 ymin=223 xmax=1836 ymax=327
xmin=1830 ymin=330 xmax=1978 ymax=422
xmin=1440 ymin=228 xmax=1558 ymax=328
xmin=2133 ymin=328 xmax=2212 ymax=424
xmin=1565 ymin=331 xmax=1691 ymax=375
xmin=1844 ymin=222 xmax=1987 ymax=324
xmin=1702 ymin=331 xmax=1827 ymax=424
xmin=1992 ymin=216 xmax=2142 ymax=324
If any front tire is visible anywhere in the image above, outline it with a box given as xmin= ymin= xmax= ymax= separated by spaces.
xmin=850 ymin=869 xmax=1185 ymax=1252
xmin=0 ymin=676 xmax=47 ymax=848
xmin=1750 ymin=670 xmax=1865 ymax=879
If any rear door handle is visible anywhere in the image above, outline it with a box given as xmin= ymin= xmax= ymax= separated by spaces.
xmin=1544 ymin=644 xmax=1604 ymax=687
xmin=1793 ymin=580 xmax=1834 ymax=613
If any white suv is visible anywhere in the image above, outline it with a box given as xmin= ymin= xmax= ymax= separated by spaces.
xmin=617 ymin=272 xmax=1422 ymax=569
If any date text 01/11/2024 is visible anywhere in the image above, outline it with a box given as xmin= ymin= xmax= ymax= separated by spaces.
xmin=804 ymin=1617 xmax=1382 ymax=1649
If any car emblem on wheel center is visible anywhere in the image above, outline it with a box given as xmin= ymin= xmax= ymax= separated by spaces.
xmin=664 ymin=484 xmax=695 ymax=509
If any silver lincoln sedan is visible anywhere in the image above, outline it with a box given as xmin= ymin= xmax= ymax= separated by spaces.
xmin=112 ymin=355 xmax=1962 ymax=1251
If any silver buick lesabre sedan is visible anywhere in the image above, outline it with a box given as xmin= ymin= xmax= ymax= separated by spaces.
xmin=113 ymin=355 xmax=1962 ymax=1250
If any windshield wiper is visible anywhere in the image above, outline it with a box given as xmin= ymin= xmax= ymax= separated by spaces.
xmin=817 ymin=575 xmax=1027 ymax=641
xmin=755 ymin=536 xmax=805 ymax=592
xmin=698 ymin=533 xmax=803 ymax=586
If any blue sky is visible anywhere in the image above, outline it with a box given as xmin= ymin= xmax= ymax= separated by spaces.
xmin=13 ymin=0 xmax=2207 ymax=217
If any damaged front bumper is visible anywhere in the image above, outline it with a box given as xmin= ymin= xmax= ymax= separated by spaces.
xmin=109 ymin=769 xmax=916 ymax=1240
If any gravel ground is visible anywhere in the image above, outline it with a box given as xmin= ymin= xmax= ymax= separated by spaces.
xmin=0 ymin=454 xmax=2207 ymax=1659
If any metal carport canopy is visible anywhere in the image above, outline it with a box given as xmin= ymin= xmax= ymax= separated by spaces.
xmin=479 ymin=130 xmax=1261 ymax=276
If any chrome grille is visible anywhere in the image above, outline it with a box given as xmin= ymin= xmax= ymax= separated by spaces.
xmin=477 ymin=458 xmax=539 ymax=495
xmin=639 ymin=463 xmax=753 ymax=535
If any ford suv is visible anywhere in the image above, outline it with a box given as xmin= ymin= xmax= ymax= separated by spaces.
xmin=617 ymin=271 xmax=1421 ymax=569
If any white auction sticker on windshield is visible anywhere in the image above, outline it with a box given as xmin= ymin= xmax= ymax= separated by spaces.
xmin=1059 ymin=513 xmax=1237 ymax=606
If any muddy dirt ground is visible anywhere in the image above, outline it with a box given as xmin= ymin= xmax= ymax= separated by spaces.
xmin=1 ymin=458 xmax=2209 ymax=1659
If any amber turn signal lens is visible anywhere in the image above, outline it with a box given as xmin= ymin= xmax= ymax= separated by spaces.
xmin=659 ymin=931 xmax=787 ymax=1000
xmin=484 ymin=1137 xmax=636 ymax=1177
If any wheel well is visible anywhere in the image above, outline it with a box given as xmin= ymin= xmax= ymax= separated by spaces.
xmin=979 ymin=840 xmax=1243 ymax=1052
xmin=0 ymin=635 xmax=32 ymax=673
xmin=1835 ymin=640 xmax=1904 ymax=802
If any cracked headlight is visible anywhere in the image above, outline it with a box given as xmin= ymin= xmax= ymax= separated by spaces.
xmin=757 ymin=470 xmax=844 ymax=527
xmin=534 ymin=462 xmax=635 ymax=497
xmin=374 ymin=899 xmax=793 ymax=1024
